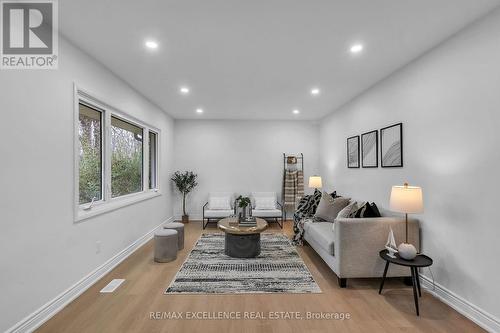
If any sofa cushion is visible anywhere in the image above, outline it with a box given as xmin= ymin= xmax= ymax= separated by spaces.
xmin=252 ymin=209 xmax=282 ymax=217
xmin=204 ymin=209 xmax=234 ymax=218
xmin=370 ymin=202 xmax=382 ymax=217
xmin=304 ymin=221 xmax=335 ymax=256
xmin=314 ymin=193 xmax=350 ymax=221
xmin=353 ymin=202 xmax=379 ymax=218
xmin=208 ymin=196 xmax=231 ymax=210
xmin=251 ymin=192 xmax=277 ymax=208
xmin=254 ymin=197 xmax=276 ymax=210
xmin=337 ymin=201 xmax=358 ymax=218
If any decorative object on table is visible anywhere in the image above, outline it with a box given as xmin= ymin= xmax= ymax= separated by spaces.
xmin=381 ymin=123 xmax=403 ymax=167
xmin=347 ymin=135 xmax=360 ymax=168
xmin=239 ymin=215 xmax=257 ymax=227
xmin=361 ymin=130 xmax=378 ymax=168
xmin=171 ymin=171 xmax=198 ymax=223
xmin=390 ymin=183 xmax=423 ymax=260
xmin=283 ymin=153 xmax=304 ymax=210
xmin=379 ymin=249 xmax=433 ymax=316
xmin=308 ymin=175 xmax=322 ymax=189
xmin=385 ymin=228 xmax=399 ymax=258
xmin=166 ymin=233 xmax=321 ymax=294
xmin=236 ymin=195 xmax=252 ymax=220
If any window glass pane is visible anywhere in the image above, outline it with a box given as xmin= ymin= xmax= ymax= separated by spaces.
xmin=78 ymin=103 xmax=102 ymax=204
xmin=149 ymin=131 xmax=157 ymax=189
xmin=111 ymin=116 xmax=143 ymax=197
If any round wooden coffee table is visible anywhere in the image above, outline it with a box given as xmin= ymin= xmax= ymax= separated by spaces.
xmin=218 ymin=217 xmax=268 ymax=258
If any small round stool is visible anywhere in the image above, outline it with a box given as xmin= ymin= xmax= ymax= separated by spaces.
xmin=163 ymin=222 xmax=185 ymax=250
xmin=154 ymin=229 xmax=178 ymax=263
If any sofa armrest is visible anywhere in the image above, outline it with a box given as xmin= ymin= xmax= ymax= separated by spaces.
xmin=333 ymin=217 xmax=420 ymax=277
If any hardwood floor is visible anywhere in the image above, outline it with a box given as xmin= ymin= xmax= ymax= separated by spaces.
xmin=37 ymin=221 xmax=484 ymax=333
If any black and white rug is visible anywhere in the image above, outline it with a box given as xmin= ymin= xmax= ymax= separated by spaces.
xmin=165 ymin=233 xmax=321 ymax=294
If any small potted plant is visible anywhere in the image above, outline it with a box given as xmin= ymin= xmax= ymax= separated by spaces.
xmin=236 ymin=195 xmax=251 ymax=220
xmin=171 ymin=171 xmax=198 ymax=223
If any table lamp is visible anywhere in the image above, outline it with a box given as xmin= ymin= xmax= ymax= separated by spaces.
xmin=308 ymin=176 xmax=322 ymax=189
xmin=390 ymin=183 xmax=423 ymax=260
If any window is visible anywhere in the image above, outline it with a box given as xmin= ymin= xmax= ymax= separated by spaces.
xmin=149 ymin=131 xmax=158 ymax=189
xmin=111 ymin=116 xmax=144 ymax=197
xmin=74 ymin=88 xmax=161 ymax=221
xmin=78 ymin=103 xmax=102 ymax=204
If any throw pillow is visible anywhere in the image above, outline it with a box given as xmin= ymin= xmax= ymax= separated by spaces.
xmin=315 ymin=193 xmax=350 ymax=221
xmin=208 ymin=196 xmax=231 ymax=210
xmin=370 ymin=202 xmax=382 ymax=217
xmin=254 ymin=197 xmax=276 ymax=210
xmin=353 ymin=202 xmax=379 ymax=218
xmin=337 ymin=201 xmax=358 ymax=218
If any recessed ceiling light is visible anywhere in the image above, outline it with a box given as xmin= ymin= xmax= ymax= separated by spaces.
xmin=311 ymin=88 xmax=320 ymax=96
xmin=293 ymin=109 xmax=300 ymax=115
xmin=196 ymin=108 xmax=204 ymax=114
xmin=145 ymin=40 xmax=158 ymax=49
xmin=180 ymin=86 xmax=190 ymax=94
xmin=350 ymin=43 xmax=364 ymax=54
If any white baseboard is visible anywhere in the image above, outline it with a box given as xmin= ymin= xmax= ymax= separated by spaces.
xmin=6 ymin=217 xmax=173 ymax=333
xmin=420 ymin=274 xmax=500 ymax=333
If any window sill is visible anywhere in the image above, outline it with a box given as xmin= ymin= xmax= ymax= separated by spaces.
xmin=74 ymin=190 xmax=162 ymax=223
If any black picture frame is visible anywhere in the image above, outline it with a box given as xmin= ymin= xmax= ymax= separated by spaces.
xmin=347 ymin=135 xmax=360 ymax=168
xmin=361 ymin=130 xmax=378 ymax=168
xmin=380 ymin=123 xmax=403 ymax=168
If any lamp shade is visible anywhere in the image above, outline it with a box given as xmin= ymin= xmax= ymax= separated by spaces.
xmin=308 ymin=176 xmax=322 ymax=188
xmin=390 ymin=184 xmax=423 ymax=214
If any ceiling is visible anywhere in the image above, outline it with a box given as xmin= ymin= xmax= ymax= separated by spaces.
xmin=59 ymin=0 xmax=500 ymax=120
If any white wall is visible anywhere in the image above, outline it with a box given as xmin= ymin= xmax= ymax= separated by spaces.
xmin=319 ymin=8 xmax=500 ymax=325
xmin=173 ymin=120 xmax=320 ymax=219
xmin=0 ymin=38 xmax=174 ymax=331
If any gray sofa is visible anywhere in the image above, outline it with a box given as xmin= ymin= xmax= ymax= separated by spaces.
xmin=303 ymin=208 xmax=420 ymax=287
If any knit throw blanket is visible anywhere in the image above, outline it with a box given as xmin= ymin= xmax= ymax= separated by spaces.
xmin=283 ymin=170 xmax=304 ymax=210
xmin=291 ymin=189 xmax=322 ymax=245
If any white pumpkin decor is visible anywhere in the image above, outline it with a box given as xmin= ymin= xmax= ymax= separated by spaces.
xmin=398 ymin=243 xmax=417 ymax=260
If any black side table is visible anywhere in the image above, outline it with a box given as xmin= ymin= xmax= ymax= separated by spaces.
xmin=378 ymin=249 xmax=433 ymax=316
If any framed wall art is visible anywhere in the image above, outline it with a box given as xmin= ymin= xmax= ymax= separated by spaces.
xmin=361 ymin=130 xmax=378 ymax=168
xmin=380 ymin=123 xmax=403 ymax=168
xmin=347 ymin=135 xmax=360 ymax=168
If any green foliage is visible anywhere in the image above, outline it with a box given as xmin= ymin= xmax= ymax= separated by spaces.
xmin=111 ymin=150 xmax=142 ymax=197
xmin=236 ymin=195 xmax=251 ymax=208
xmin=171 ymin=171 xmax=198 ymax=215
xmin=79 ymin=113 xmax=143 ymax=204
xmin=79 ymin=115 xmax=102 ymax=204
xmin=171 ymin=171 xmax=198 ymax=194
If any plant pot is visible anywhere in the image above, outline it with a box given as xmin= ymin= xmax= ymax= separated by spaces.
xmin=181 ymin=215 xmax=189 ymax=224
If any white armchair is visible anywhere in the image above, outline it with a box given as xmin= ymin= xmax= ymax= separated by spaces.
xmin=249 ymin=192 xmax=284 ymax=228
xmin=202 ymin=192 xmax=235 ymax=229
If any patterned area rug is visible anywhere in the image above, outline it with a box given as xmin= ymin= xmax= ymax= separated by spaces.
xmin=165 ymin=233 xmax=321 ymax=294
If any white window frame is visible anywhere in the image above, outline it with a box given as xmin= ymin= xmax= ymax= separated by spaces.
xmin=148 ymin=130 xmax=159 ymax=190
xmin=74 ymin=84 xmax=161 ymax=222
